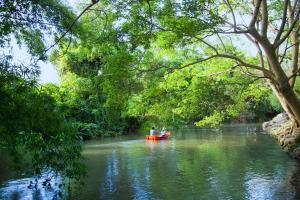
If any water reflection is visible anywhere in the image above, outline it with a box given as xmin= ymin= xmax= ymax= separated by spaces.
xmin=1 ymin=125 xmax=300 ymax=199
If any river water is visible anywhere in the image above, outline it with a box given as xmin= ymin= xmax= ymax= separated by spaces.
xmin=1 ymin=124 xmax=300 ymax=199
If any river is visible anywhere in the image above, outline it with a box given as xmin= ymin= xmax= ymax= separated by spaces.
xmin=1 ymin=124 xmax=300 ymax=199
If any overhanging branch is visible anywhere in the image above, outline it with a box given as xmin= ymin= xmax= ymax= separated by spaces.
xmin=45 ymin=1 xmax=99 ymax=53
xmin=171 ymin=53 xmax=272 ymax=77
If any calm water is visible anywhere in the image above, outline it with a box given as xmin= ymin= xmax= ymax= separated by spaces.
xmin=1 ymin=124 xmax=300 ymax=199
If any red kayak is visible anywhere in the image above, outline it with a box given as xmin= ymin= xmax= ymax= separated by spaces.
xmin=146 ymin=131 xmax=171 ymax=140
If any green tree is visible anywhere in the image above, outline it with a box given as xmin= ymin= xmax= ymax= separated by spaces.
xmin=0 ymin=0 xmax=91 ymax=183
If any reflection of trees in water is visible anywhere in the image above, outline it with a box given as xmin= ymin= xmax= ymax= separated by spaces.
xmin=98 ymin=140 xmax=177 ymax=199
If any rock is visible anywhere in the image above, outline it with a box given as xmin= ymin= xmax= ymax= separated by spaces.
xmin=272 ymin=113 xmax=289 ymax=124
xmin=263 ymin=112 xmax=300 ymax=161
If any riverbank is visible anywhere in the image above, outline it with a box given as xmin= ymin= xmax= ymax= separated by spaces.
xmin=263 ymin=113 xmax=300 ymax=160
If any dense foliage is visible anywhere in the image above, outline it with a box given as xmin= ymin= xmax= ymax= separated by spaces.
xmin=0 ymin=0 xmax=86 ymax=183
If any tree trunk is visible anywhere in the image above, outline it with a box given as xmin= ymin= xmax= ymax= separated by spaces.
xmin=257 ymin=39 xmax=300 ymax=126
xmin=267 ymin=78 xmax=300 ymax=127
xmin=279 ymin=82 xmax=300 ymax=126
xmin=267 ymin=80 xmax=295 ymax=120
xmin=287 ymin=2 xmax=299 ymax=88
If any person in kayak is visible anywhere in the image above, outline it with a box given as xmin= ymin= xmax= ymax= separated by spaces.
xmin=150 ymin=127 xmax=156 ymax=136
xmin=160 ymin=127 xmax=167 ymax=136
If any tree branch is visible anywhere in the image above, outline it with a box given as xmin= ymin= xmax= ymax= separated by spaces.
xmin=275 ymin=6 xmax=300 ymax=48
xmin=170 ymin=54 xmax=272 ymax=78
xmin=279 ymin=40 xmax=289 ymax=64
xmin=288 ymin=68 xmax=300 ymax=80
xmin=223 ymin=0 xmax=237 ymax=32
xmin=45 ymin=1 xmax=99 ymax=53
xmin=274 ymin=0 xmax=289 ymax=44
xmin=224 ymin=22 xmax=249 ymax=34
xmin=192 ymin=64 xmax=240 ymax=77
xmin=239 ymin=65 xmax=268 ymax=79
xmin=291 ymin=0 xmax=299 ymax=17
xmin=217 ymin=33 xmax=227 ymax=53
xmin=255 ymin=41 xmax=265 ymax=69
xmin=268 ymin=20 xmax=279 ymax=34
xmin=260 ymin=0 xmax=268 ymax=37
xmin=249 ymin=0 xmax=263 ymax=28
xmin=194 ymin=36 xmax=219 ymax=54
xmin=146 ymin=0 xmax=154 ymax=34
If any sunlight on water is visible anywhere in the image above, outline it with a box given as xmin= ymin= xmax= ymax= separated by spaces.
xmin=0 ymin=173 xmax=62 ymax=200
